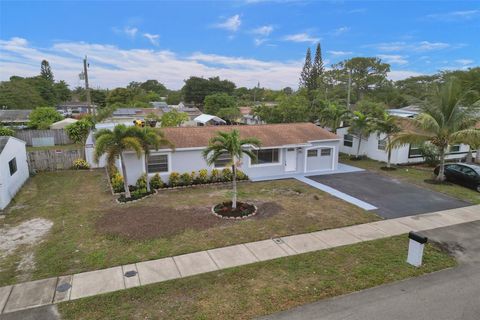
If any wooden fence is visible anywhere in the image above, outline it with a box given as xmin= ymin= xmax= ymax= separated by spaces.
xmin=27 ymin=148 xmax=83 ymax=171
xmin=14 ymin=129 xmax=73 ymax=146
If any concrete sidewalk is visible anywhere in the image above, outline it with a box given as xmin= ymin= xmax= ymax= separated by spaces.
xmin=1 ymin=205 xmax=479 ymax=315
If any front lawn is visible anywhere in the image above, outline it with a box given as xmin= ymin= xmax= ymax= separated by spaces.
xmin=58 ymin=235 xmax=456 ymax=320
xmin=340 ymin=155 xmax=480 ymax=205
xmin=0 ymin=170 xmax=379 ymax=285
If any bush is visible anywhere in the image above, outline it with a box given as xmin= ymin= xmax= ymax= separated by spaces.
xmin=136 ymin=174 xmax=147 ymax=190
xmin=0 ymin=126 xmax=15 ymax=136
xmin=236 ymin=170 xmax=248 ymax=181
xmin=197 ymin=169 xmax=209 ymax=184
xmin=150 ymin=173 xmax=164 ymax=189
xmin=419 ymin=143 xmax=440 ymax=167
xmin=210 ymin=168 xmax=220 ymax=182
xmin=190 ymin=171 xmax=196 ymax=184
xmin=169 ymin=172 xmax=180 ymax=187
xmin=222 ymin=168 xmax=232 ymax=182
xmin=111 ymin=172 xmax=124 ymax=193
xmin=180 ymin=172 xmax=193 ymax=186
xmin=72 ymin=159 xmax=90 ymax=170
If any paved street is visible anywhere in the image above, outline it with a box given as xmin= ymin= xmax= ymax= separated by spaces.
xmin=260 ymin=221 xmax=480 ymax=320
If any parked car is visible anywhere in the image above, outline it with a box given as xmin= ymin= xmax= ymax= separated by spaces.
xmin=434 ymin=163 xmax=480 ymax=192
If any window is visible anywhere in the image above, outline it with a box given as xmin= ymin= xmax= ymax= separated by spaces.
xmin=251 ymin=148 xmax=279 ymax=165
xmin=307 ymin=150 xmax=318 ymax=157
xmin=214 ymin=153 xmax=232 ymax=168
xmin=147 ymin=154 xmax=169 ymax=173
xmin=449 ymin=145 xmax=461 ymax=153
xmin=9 ymin=158 xmax=17 ymax=176
xmin=343 ymin=134 xmax=353 ymax=147
xmin=408 ymin=144 xmax=422 ymax=157
xmin=320 ymin=148 xmax=331 ymax=156
xmin=378 ymin=139 xmax=386 ymax=151
xmin=459 ymin=166 xmax=477 ymax=177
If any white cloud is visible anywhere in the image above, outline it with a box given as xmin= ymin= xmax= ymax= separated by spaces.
xmin=143 ymin=33 xmax=159 ymax=46
xmin=254 ymin=38 xmax=268 ymax=46
xmin=124 ymin=27 xmax=138 ymax=38
xmin=387 ymin=70 xmax=423 ymax=81
xmin=374 ymin=41 xmax=450 ymax=52
xmin=331 ymin=26 xmax=350 ymax=36
xmin=415 ymin=41 xmax=450 ymax=51
xmin=426 ymin=10 xmax=480 ymax=21
xmin=328 ymin=50 xmax=353 ymax=56
xmin=0 ymin=37 xmax=303 ymax=90
xmin=283 ymin=33 xmax=320 ymax=43
xmin=378 ymin=54 xmax=408 ymax=65
xmin=455 ymin=59 xmax=474 ymax=65
xmin=214 ymin=14 xmax=241 ymax=32
xmin=252 ymin=25 xmax=274 ymax=36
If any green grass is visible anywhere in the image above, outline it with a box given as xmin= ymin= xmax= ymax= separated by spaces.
xmin=58 ymin=235 xmax=456 ymax=320
xmin=340 ymin=155 xmax=480 ymax=205
xmin=0 ymin=170 xmax=379 ymax=286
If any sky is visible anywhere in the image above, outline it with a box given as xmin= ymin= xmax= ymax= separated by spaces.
xmin=0 ymin=0 xmax=479 ymax=90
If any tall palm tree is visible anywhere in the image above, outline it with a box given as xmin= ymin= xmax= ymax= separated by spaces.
xmin=374 ymin=112 xmax=401 ymax=169
xmin=319 ymin=102 xmax=350 ymax=134
xmin=94 ymin=124 xmax=143 ymax=198
xmin=131 ymin=127 xmax=174 ymax=192
xmin=348 ymin=111 xmax=373 ymax=159
xmin=391 ymin=78 xmax=480 ymax=181
xmin=202 ymin=129 xmax=260 ymax=209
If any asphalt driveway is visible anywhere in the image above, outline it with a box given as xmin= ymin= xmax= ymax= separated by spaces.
xmin=307 ymin=171 xmax=470 ymax=219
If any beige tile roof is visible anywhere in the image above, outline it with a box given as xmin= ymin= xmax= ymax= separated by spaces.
xmin=160 ymin=123 xmax=338 ymax=149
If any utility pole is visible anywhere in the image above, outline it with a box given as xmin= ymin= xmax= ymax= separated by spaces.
xmin=346 ymin=69 xmax=352 ymax=110
xmin=82 ymin=56 xmax=94 ymax=115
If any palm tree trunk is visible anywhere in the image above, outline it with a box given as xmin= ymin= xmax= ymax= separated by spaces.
xmin=386 ymin=137 xmax=392 ymax=168
xmin=356 ymin=135 xmax=362 ymax=158
xmin=120 ymin=153 xmax=131 ymax=198
xmin=144 ymin=152 xmax=151 ymax=192
xmin=437 ymin=147 xmax=446 ymax=182
xmin=232 ymin=163 xmax=237 ymax=209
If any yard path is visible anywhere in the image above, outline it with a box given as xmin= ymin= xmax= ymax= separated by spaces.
xmin=1 ymin=205 xmax=479 ymax=315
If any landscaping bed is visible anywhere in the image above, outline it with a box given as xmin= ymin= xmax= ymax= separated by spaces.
xmin=212 ymin=201 xmax=257 ymax=219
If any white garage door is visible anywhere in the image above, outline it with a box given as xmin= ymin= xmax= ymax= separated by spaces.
xmin=305 ymin=147 xmax=333 ymax=172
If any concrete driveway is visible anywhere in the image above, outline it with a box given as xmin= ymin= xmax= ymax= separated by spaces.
xmin=307 ymin=171 xmax=470 ymax=219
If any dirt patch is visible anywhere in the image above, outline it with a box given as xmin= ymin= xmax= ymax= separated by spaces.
xmin=0 ymin=218 xmax=53 ymax=258
xmin=96 ymin=202 xmax=283 ymax=240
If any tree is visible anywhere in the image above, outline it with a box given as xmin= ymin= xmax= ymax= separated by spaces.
xmin=0 ymin=77 xmax=46 ymax=109
xmin=311 ymin=43 xmax=324 ymax=90
xmin=348 ymin=111 xmax=374 ymax=159
xmin=299 ymin=48 xmax=312 ymax=89
xmin=160 ymin=109 xmax=189 ymax=127
xmin=40 ymin=60 xmax=54 ymax=82
xmin=94 ymin=125 xmax=143 ymax=198
xmin=217 ymin=107 xmax=241 ymax=123
xmin=204 ymin=93 xmax=237 ymax=115
xmin=253 ymin=94 xmax=310 ymax=123
xmin=356 ymin=100 xmax=387 ymax=119
xmin=202 ymin=130 xmax=260 ymax=209
xmin=54 ymin=80 xmax=71 ymax=102
xmin=106 ymin=88 xmax=135 ymax=106
xmin=373 ymin=112 xmax=401 ymax=169
xmin=139 ymin=80 xmax=168 ymax=96
xmin=65 ymin=118 xmax=94 ymax=157
xmin=166 ymin=91 xmax=182 ymax=105
xmin=130 ymin=127 xmax=174 ymax=192
xmin=318 ymin=102 xmax=350 ymax=133
xmin=183 ymin=76 xmax=235 ymax=105
xmin=391 ymin=78 xmax=480 ymax=181
xmin=28 ymin=107 xmax=63 ymax=129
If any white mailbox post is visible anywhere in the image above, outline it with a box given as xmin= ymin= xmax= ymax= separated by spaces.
xmin=407 ymin=231 xmax=428 ymax=267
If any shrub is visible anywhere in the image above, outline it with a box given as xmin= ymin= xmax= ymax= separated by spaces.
xmin=236 ymin=170 xmax=248 ymax=181
xmin=197 ymin=169 xmax=209 ymax=184
xmin=169 ymin=172 xmax=181 ymax=187
xmin=419 ymin=143 xmax=440 ymax=167
xmin=222 ymin=168 xmax=232 ymax=182
xmin=72 ymin=159 xmax=90 ymax=170
xmin=136 ymin=174 xmax=147 ymax=190
xmin=0 ymin=126 xmax=15 ymax=136
xmin=111 ymin=172 xmax=124 ymax=193
xmin=190 ymin=171 xmax=196 ymax=184
xmin=180 ymin=172 xmax=193 ymax=186
xmin=210 ymin=168 xmax=220 ymax=182
xmin=150 ymin=173 xmax=164 ymax=189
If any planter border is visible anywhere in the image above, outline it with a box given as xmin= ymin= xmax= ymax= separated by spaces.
xmin=211 ymin=203 xmax=258 ymax=220
xmin=115 ymin=189 xmax=158 ymax=205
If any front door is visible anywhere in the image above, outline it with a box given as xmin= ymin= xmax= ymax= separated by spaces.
xmin=285 ymin=148 xmax=297 ymax=172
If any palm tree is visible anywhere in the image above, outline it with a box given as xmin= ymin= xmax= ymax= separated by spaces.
xmin=94 ymin=124 xmax=143 ymax=198
xmin=319 ymin=102 xmax=350 ymax=134
xmin=391 ymin=78 xmax=480 ymax=181
xmin=202 ymin=129 xmax=260 ymax=209
xmin=374 ymin=112 xmax=401 ymax=169
xmin=348 ymin=111 xmax=373 ymax=159
xmin=131 ymin=127 xmax=174 ymax=192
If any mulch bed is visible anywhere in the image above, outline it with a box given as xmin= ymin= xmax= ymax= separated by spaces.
xmin=96 ymin=202 xmax=283 ymax=240
xmin=213 ymin=201 xmax=257 ymax=219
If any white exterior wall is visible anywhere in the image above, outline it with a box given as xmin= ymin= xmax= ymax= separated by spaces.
xmin=0 ymin=138 xmax=29 ymax=210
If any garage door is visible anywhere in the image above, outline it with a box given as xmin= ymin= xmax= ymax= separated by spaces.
xmin=305 ymin=147 xmax=333 ymax=172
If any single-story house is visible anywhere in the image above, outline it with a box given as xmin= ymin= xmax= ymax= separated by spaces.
xmin=85 ymin=123 xmax=340 ymax=183
xmin=194 ymin=114 xmax=227 ymax=126
xmin=0 ymin=110 xmax=32 ymax=128
xmin=337 ymin=109 xmax=476 ymax=164
xmin=50 ymin=118 xmax=78 ymax=130
xmin=0 ymin=137 xmax=29 ymax=210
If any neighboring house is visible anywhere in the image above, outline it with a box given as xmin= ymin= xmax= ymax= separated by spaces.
xmin=194 ymin=114 xmax=227 ymax=126
xmin=85 ymin=122 xmax=341 ymax=183
xmin=106 ymin=108 xmax=163 ymax=123
xmin=150 ymin=101 xmax=169 ymax=109
xmin=338 ymin=108 xmax=476 ymax=164
xmin=0 ymin=137 xmax=29 ymax=210
xmin=0 ymin=110 xmax=32 ymax=128
xmin=50 ymin=118 xmax=78 ymax=130
xmin=239 ymin=107 xmax=264 ymax=125
xmin=56 ymin=102 xmax=96 ymax=117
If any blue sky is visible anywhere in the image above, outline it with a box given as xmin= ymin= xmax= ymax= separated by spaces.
xmin=0 ymin=0 xmax=479 ymax=89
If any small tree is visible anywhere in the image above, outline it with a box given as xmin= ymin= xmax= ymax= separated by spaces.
xmin=318 ymin=102 xmax=350 ymax=133
xmin=204 ymin=93 xmax=237 ymax=115
xmin=160 ymin=109 xmax=189 ymax=127
xmin=202 ymin=130 xmax=260 ymax=209
xmin=65 ymin=118 xmax=94 ymax=156
xmin=28 ymin=107 xmax=63 ymax=129
xmin=40 ymin=60 xmax=54 ymax=82
xmin=374 ymin=112 xmax=401 ymax=169
xmin=348 ymin=111 xmax=373 ymax=159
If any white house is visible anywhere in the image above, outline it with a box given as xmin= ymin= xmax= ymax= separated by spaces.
xmin=337 ymin=109 xmax=476 ymax=164
xmin=86 ymin=123 xmax=341 ymax=183
xmin=0 ymin=137 xmax=29 ymax=210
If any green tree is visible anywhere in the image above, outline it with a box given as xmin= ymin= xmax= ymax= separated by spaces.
xmin=40 ymin=60 xmax=54 ymax=82
xmin=253 ymin=94 xmax=310 ymax=123
xmin=299 ymin=47 xmax=312 ymax=89
xmin=28 ymin=107 xmax=63 ymax=129
xmin=106 ymin=88 xmax=135 ymax=106
xmin=391 ymin=78 xmax=480 ymax=181
xmin=356 ymin=100 xmax=387 ymax=119
xmin=318 ymin=102 xmax=350 ymax=134
xmin=202 ymin=130 xmax=260 ymax=208
xmin=160 ymin=109 xmax=189 ymax=127
xmin=348 ymin=111 xmax=374 ymax=158
xmin=53 ymin=80 xmax=71 ymax=102
xmin=139 ymin=80 xmax=168 ymax=96
xmin=217 ymin=107 xmax=241 ymax=123
xmin=204 ymin=93 xmax=237 ymax=115
xmin=94 ymin=125 xmax=143 ymax=198
xmin=166 ymin=91 xmax=182 ymax=105
xmin=183 ymin=76 xmax=236 ymax=105
xmin=65 ymin=118 xmax=94 ymax=157
xmin=373 ymin=112 xmax=401 ymax=169
xmin=311 ymin=43 xmax=324 ymax=90
xmin=0 ymin=77 xmax=45 ymax=109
